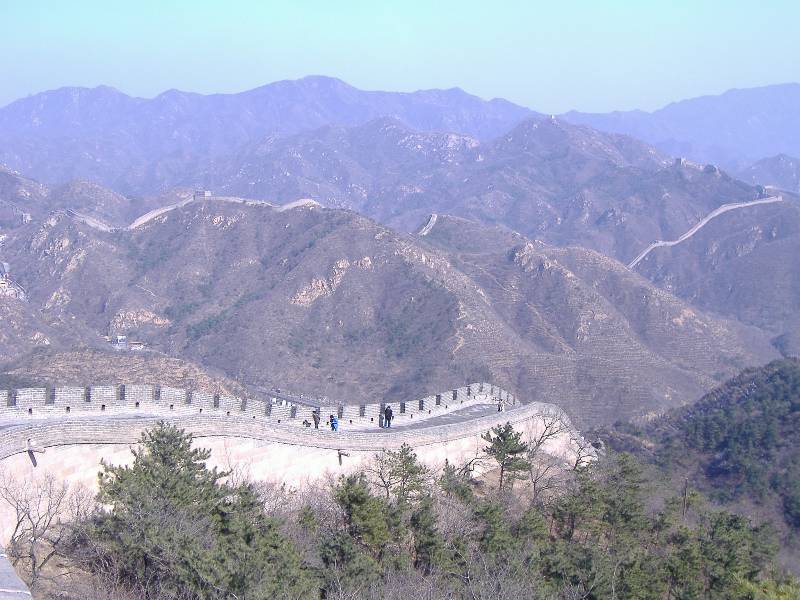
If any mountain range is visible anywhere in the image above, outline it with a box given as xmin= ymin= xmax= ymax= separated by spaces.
xmin=0 ymin=193 xmax=779 ymax=425
xmin=2 ymin=76 xmax=800 ymax=427
xmin=563 ymin=83 xmax=800 ymax=169
xmin=191 ymin=116 xmax=768 ymax=264
xmin=0 ymin=76 xmax=535 ymax=194
xmin=6 ymin=111 xmax=771 ymax=267
xmin=2 ymin=77 xmax=799 ymax=194
xmin=737 ymin=154 xmax=800 ymax=193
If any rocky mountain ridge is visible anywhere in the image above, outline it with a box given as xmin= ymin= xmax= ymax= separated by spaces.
xmin=193 ymin=116 xmax=764 ymax=264
xmin=634 ymin=190 xmax=800 ymax=356
xmin=737 ymin=154 xmax=800 ymax=193
xmin=0 ymin=199 xmax=779 ymax=425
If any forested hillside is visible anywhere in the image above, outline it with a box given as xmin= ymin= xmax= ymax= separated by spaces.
xmin=4 ymin=421 xmax=798 ymax=599
xmin=604 ymin=359 xmax=800 ymax=568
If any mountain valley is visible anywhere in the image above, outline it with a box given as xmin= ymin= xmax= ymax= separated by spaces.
xmin=0 ymin=194 xmax=782 ymax=424
xmin=1 ymin=78 xmax=798 ymax=430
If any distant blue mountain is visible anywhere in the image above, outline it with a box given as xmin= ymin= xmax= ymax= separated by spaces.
xmin=563 ymin=83 xmax=800 ymax=169
xmin=0 ymin=76 xmax=536 ymax=192
xmin=3 ymin=77 xmax=799 ymax=195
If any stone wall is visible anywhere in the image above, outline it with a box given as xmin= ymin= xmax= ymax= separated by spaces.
xmin=0 ymin=398 xmax=570 ymax=458
xmin=0 ymin=381 xmax=581 ymax=549
xmin=0 ymin=382 xmax=516 ymax=448
xmin=0 ymin=546 xmax=29 ymax=599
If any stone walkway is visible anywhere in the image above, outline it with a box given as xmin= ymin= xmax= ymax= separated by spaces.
xmin=373 ymin=403 xmax=500 ymax=432
xmin=0 ymin=548 xmax=30 ymax=599
xmin=1 ymin=404 xmax=503 ymax=437
xmin=0 ymin=413 xmax=158 ymax=429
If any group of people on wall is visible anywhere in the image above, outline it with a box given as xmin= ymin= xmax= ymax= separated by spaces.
xmin=303 ymin=405 xmax=395 ymax=431
xmin=301 ymin=395 xmax=507 ymax=432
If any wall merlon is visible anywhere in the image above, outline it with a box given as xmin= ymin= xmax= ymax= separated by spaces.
xmin=53 ymin=386 xmax=86 ymax=407
xmin=12 ymin=388 xmax=47 ymax=411
xmin=90 ymin=385 xmax=117 ymax=407
xmin=125 ymin=384 xmax=154 ymax=407
xmin=161 ymin=387 xmax=187 ymax=407
xmin=192 ymin=390 xmax=215 ymax=410
xmin=217 ymin=394 xmax=242 ymax=414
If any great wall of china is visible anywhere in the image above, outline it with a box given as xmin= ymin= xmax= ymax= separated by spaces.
xmin=0 ymin=382 xmax=584 ymax=544
xmin=0 ymin=197 xmax=589 ymax=593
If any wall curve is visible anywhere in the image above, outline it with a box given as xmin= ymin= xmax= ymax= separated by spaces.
xmin=0 ymin=382 xmax=583 ymax=546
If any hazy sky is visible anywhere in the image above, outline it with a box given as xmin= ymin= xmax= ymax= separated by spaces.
xmin=2 ymin=0 xmax=798 ymax=112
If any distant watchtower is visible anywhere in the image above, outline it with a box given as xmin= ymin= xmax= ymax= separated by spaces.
xmin=193 ymin=190 xmax=212 ymax=201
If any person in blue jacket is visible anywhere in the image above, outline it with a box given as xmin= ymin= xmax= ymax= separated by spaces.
xmin=329 ymin=414 xmax=339 ymax=431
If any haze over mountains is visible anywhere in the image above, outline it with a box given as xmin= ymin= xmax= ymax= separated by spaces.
xmin=2 ymin=77 xmax=799 ymax=194
xmin=563 ymin=83 xmax=800 ymax=169
xmin=1 ymin=75 xmax=799 ymax=427
xmin=0 ymin=76 xmax=535 ymax=193
xmin=737 ymin=154 xmax=800 ymax=193
xmin=194 ymin=116 xmax=768 ymax=264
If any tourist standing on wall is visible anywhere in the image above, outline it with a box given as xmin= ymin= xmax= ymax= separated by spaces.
xmin=312 ymin=410 xmax=320 ymax=429
xmin=384 ymin=405 xmax=393 ymax=428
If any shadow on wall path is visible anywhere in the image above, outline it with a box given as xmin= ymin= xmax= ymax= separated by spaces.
xmin=374 ymin=403 xmax=499 ymax=433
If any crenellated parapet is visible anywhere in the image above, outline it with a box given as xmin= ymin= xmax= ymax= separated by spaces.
xmin=0 ymin=382 xmax=537 ymax=460
xmin=1 ymin=382 xmax=515 ymax=421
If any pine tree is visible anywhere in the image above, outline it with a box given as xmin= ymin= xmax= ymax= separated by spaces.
xmin=333 ymin=473 xmax=392 ymax=558
xmin=482 ymin=422 xmax=530 ymax=491
xmin=91 ymin=422 xmax=315 ymax=599
xmin=371 ymin=443 xmax=429 ymax=507
xmin=410 ymin=495 xmax=443 ymax=573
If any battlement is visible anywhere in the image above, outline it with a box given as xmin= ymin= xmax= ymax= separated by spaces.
xmin=0 ymin=402 xmax=572 ymax=464
xmin=0 ymin=382 xmax=532 ymax=460
xmin=0 ymin=381 xmax=512 ymax=420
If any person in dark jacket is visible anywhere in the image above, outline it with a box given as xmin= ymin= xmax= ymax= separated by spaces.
xmin=312 ymin=410 xmax=321 ymax=429
xmin=384 ymin=405 xmax=393 ymax=428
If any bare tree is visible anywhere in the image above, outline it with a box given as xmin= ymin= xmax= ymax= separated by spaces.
xmin=525 ymin=413 xmax=569 ymax=504
xmin=367 ymin=450 xmax=400 ymax=500
xmin=0 ymin=470 xmax=74 ymax=589
xmin=528 ymin=453 xmax=566 ymax=505
xmin=254 ymin=480 xmax=300 ymax=518
xmin=527 ymin=414 xmax=568 ymax=457
xmin=569 ymin=436 xmax=596 ymax=472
